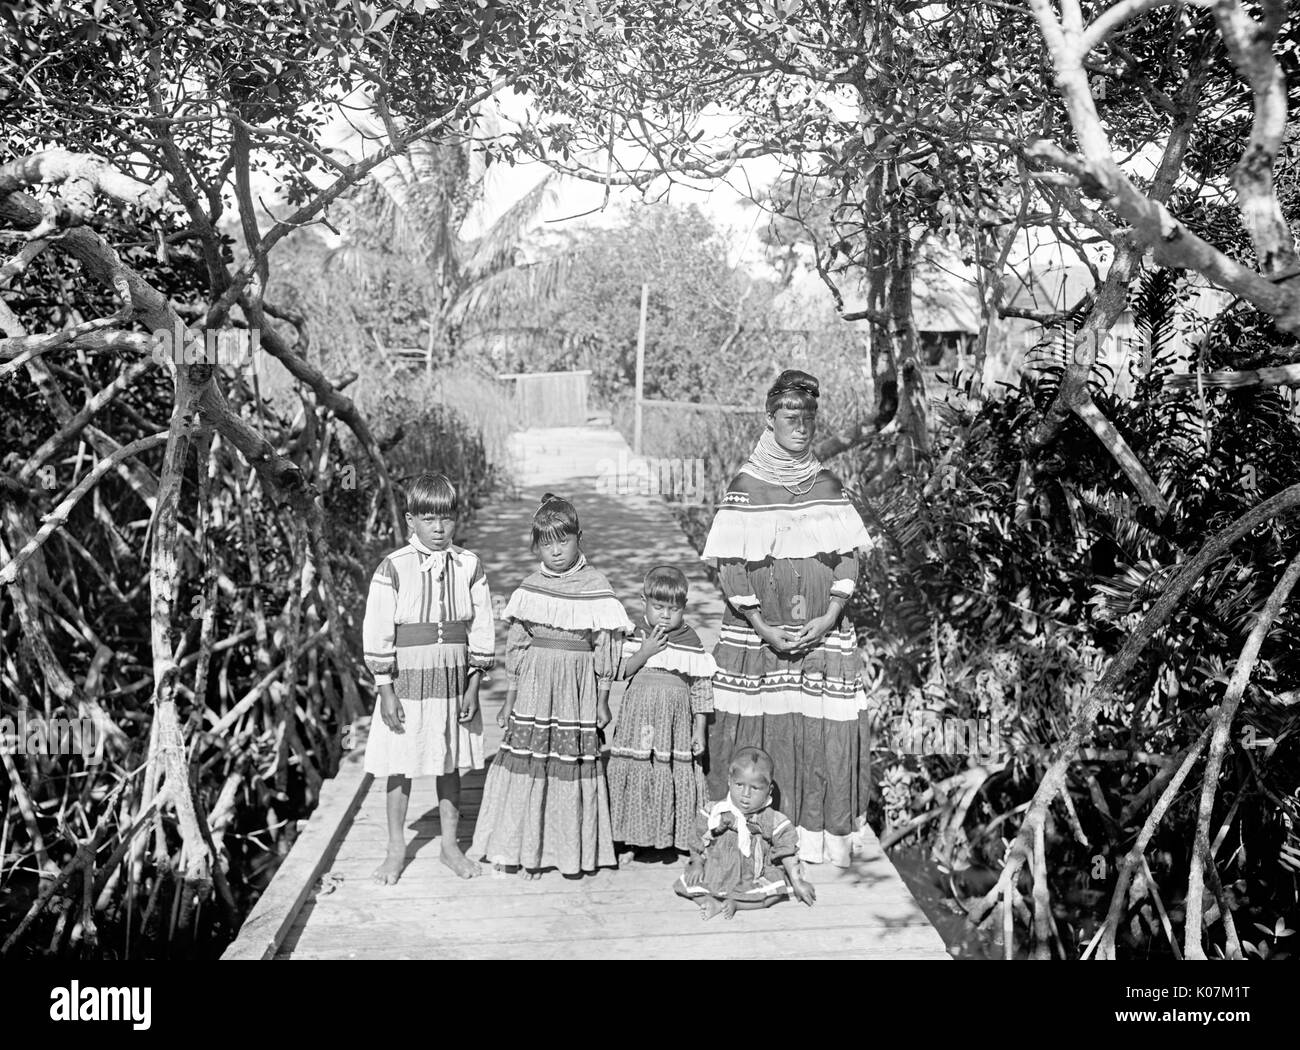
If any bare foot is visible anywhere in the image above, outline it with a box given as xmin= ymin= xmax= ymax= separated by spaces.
xmin=722 ymin=900 xmax=738 ymax=920
xmin=523 ymin=868 xmax=543 ymax=881
xmin=616 ymin=848 xmax=636 ymax=868
xmin=701 ymin=898 xmax=726 ymax=921
xmin=372 ymin=849 xmax=404 ymax=885
xmin=439 ymin=840 xmax=481 ymax=879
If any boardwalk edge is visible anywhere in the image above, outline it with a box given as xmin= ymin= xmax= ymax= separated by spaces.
xmin=221 ymin=723 xmax=373 ymax=961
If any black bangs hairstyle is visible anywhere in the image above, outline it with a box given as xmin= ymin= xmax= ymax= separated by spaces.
xmin=765 ymin=368 xmax=820 ymax=414
xmin=728 ymin=745 xmax=775 ymax=785
xmin=531 ymin=492 xmax=580 ymax=550
xmin=405 ymin=472 xmax=459 ymax=518
xmin=644 ymin=565 xmax=688 ymax=608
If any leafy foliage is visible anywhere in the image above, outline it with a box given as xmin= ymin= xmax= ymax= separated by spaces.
xmin=0 ymin=0 xmax=592 ymax=959
xmin=852 ymin=268 xmax=1300 ymax=957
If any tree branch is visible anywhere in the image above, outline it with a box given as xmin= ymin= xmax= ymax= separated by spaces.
xmin=1211 ymin=0 xmax=1298 ymax=275
xmin=1026 ymin=0 xmax=1300 ymax=330
xmin=1184 ymin=549 xmax=1300 ymax=958
xmin=205 ymin=74 xmax=520 ymax=330
xmin=0 ymin=433 xmax=167 ymax=588
xmin=0 ymin=149 xmax=169 ymax=240
xmin=971 ymin=481 xmax=1300 ymax=952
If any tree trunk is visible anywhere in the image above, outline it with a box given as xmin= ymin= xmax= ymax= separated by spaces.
xmin=858 ymin=9 xmax=928 ymax=477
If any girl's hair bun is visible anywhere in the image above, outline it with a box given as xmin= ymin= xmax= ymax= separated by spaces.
xmin=531 ymin=493 xmax=580 ymax=551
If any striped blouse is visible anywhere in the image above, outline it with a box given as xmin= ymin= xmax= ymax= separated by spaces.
xmin=702 ymin=471 xmax=872 ymax=623
xmin=362 ymin=537 xmax=495 ymax=686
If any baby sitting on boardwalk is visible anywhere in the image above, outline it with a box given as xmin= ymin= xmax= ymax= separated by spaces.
xmin=674 ymin=746 xmax=816 ymax=920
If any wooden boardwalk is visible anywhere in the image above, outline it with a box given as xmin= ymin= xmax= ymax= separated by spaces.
xmin=224 ymin=427 xmax=951 ymax=960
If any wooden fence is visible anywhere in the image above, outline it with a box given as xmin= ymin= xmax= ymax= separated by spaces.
xmin=497 ymin=369 xmax=592 ymax=428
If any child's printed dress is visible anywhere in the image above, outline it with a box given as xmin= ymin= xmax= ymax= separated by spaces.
xmin=469 ymin=557 xmax=633 ymax=874
xmin=674 ymin=799 xmax=799 ymax=904
xmin=361 ymin=537 xmax=494 ymax=777
xmin=608 ymin=618 xmax=716 ymax=850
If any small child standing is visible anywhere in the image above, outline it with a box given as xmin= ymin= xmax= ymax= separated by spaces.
xmin=608 ymin=566 xmax=716 ymax=859
xmin=362 ymin=472 xmax=495 ymax=884
xmin=469 ymin=494 xmax=633 ymax=877
xmin=674 ymin=745 xmax=817 ymax=920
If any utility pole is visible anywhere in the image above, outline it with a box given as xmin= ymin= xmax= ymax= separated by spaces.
xmin=633 ymin=282 xmax=648 ymax=455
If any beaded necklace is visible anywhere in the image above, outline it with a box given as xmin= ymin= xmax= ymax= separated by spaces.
xmin=740 ymin=430 xmax=822 ymax=496
xmin=540 ymin=552 xmax=587 ymax=578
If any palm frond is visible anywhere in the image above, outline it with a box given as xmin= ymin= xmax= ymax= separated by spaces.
xmin=459 ymin=173 xmax=560 ymax=279
xmin=322 ymin=240 xmax=404 ymax=287
xmin=1134 ymin=267 xmax=1179 ymax=363
xmin=1089 ymin=558 xmax=1180 ymax=621
xmin=449 ymin=251 xmax=577 ymax=328
xmin=331 ymin=139 xmax=471 ymax=280
xmin=1075 ymin=483 xmax=1160 ymax=552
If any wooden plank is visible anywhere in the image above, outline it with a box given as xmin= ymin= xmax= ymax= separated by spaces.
xmin=283 ymin=922 xmax=949 ymax=960
xmin=221 ymin=727 xmax=372 ymax=961
xmin=289 ymin=876 xmax=924 ymax=905
xmin=307 ymin=862 xmax=924 ymax=910
xmin=286 ymin=893 xmax=931 ymax=931
xmin=351 ymin=797 xmax=484 ymax=822
xmin=496 ymin=370 xmax=593 ymax=379
xmin=354 ymin=782 xmax=484 ymax=803
xmin=326 ymin=854 xmax=887 ymax=882
xmin=341 ymin=821 xmax=894 ymax=868
xmin=640 ymin=398 xmax=758 ymax=414
xmin=324 ymin=847 xmax=901 ymax=880
xmin=283 ymin=942 xmax=943 ymax=961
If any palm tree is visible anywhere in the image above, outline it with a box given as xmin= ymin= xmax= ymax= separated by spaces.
xmin=323 ymin=112 xmax=570 ymax=369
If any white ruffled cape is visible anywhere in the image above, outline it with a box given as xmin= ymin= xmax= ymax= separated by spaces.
xmin=634 ymin=640 xmax=719 ymax=678
xmin=503 ymin=583 xmax=636 ymax=633
xmin=702 ymin=497 xmax=873 ymax=562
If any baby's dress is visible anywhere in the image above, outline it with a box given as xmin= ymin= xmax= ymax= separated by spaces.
xmin=608 ymin=618 xmax=716 ymax=849
xmin=361 ymin=537 xmax=494 ymax=777
xmin=469 ymin=556 xmax=633 ymax=874
xmin=675 ymin=800 xmax=799 ymax=904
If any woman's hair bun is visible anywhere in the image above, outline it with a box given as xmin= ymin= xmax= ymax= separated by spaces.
xmin=540 ymin=492 xmax=564 ymax=506
xmin=767 ymin=369 xmax=820 ymax=401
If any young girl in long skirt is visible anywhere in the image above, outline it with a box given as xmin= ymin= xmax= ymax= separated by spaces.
xmin=362 ymin=472 xmax=495 ymax=883
xmin=469 ymin=494 xmax=633 ymax=877
xmin=608 ymin=565 xmax=716 ymax=859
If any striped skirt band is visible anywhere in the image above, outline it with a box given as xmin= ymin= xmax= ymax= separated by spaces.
xmin=528 ymin=635 xmax=595 ymax=652
xmin=395 ymin=621 xmax=469 ymax=646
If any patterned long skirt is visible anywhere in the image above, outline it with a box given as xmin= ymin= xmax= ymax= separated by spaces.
xmin=706 ymin=620 xmax=871 ymax=867
xmin=607 ymin=668 xmax=708 ymax=850
xmin=363 ymin=640 xmax=484 ymax=778
xmin=469 ymin=646 xmax=615 ymax=873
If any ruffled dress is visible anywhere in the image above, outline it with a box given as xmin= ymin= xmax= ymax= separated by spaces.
xmin=607 ymin=618 xmax=717 ymax=850
xmin=469 ymin=558 xmax=634 ymax=874
xmin=673 ymin=802 xmax=799 ymax=904
xmin=361 ymin=538 xmax=495 ymax=778
xmin=701 ymin=470 xmax=875 ymax=866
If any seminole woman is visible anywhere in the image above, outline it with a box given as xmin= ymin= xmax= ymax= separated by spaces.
xmin=702 ymin=369 xmax=874 ymax=867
